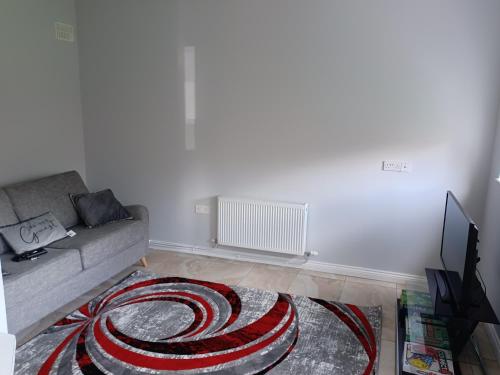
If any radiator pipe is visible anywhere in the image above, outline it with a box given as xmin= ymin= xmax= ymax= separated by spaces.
xmin=305 ymin=250 xmax=319 ymax=257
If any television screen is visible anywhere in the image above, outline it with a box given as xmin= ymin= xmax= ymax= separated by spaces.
xmin=440 ymin=191 xmax=479 ymax=307
xmin=440 ymin=192 xmax=472 ymax=280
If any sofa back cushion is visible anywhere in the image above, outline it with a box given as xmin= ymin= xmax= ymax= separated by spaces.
xmin=4 ymin=171 xmax=89 ymax=229
xmin=0 ymin=189 xmax=18 ymax=254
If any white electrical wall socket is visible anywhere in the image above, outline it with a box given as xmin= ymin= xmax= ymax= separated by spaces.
xmin=195 ymin=204 xmax=210 ymax=215
xmin=383 ymin=160 xmax=412 ymax=173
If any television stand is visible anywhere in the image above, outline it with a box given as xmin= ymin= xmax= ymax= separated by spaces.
xmin=396 ymin=270 xmax=498 ymax=375
xmin=396 ymin=300 xmax=463 ymax=375
xmin=425 ymin=268 xmax=499 ymax=358
xmin=435 ymin=269 xmax=452 ymax=303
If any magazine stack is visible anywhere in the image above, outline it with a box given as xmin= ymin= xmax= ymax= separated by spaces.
xmin=400 ymin=290 xmax=455 ymax=375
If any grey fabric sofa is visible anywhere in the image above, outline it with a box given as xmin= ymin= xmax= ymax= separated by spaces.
xmin=0 ymin=171 xmax=149 ymax=335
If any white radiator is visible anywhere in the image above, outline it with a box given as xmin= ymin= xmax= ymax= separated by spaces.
xmin=217 ymin=197 xmax=308 ymax=256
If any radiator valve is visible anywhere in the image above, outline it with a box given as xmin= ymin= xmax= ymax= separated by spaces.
xmin=305 ymin=250 xmax=319 ymax=257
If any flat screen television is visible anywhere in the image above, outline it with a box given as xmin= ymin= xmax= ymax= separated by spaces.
xmin=439 ymin=191 xmax=479 ymax=309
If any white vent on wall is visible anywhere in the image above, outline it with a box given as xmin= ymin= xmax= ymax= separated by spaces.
xmin=54 ymin=22 xmax=74 ymax=42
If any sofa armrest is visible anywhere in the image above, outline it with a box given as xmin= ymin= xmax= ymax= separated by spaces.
xmin=126 ymin=205 xmax=149 ymax=224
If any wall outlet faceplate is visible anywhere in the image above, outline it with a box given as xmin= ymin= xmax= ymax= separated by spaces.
xmin=54 ymin=22 xmax=75 ymax=42
xmin=195 ymin=204 xmax=210 ymax=215
xmin=383 ymin=160 xmax=412 ymax=173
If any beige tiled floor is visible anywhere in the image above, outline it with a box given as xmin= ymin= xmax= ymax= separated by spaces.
xmin=17 ymin=249 xmax=500 ymax=374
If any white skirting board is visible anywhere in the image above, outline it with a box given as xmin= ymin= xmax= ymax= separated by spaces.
xmin=149 ymin=240 xmax=426 ymax=285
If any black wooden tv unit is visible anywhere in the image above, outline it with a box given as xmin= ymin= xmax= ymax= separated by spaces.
xmin=396 ymin=268 xmax=498 ymax=375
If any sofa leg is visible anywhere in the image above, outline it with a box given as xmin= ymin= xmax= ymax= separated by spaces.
xmin=140 ymin=256 xmax=148 ymax=268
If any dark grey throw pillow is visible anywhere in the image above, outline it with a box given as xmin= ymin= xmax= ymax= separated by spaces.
xmin=0 ymin=212 xmax=67 ymax=255
xmin=70 ymin=189 xmax=131 ymax=228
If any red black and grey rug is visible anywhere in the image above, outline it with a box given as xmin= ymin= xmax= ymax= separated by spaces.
xmin=15 ymin=270 xmax=382 ymax=374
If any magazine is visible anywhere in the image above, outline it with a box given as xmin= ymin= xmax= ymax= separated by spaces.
xmin=402 ymin=342 xmax=454 ymax=375
xmin=405 ymin=314 xmax=450 ymax=349
xmin=401 ymin=290 xmax=434 ymax=315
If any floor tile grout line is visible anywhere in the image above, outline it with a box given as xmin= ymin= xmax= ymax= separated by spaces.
xmin=240 ymin=262 xmax=257 ymax=285
xmin=297 ymin=268 xmax=347 ymax=281
xmin=283 ymin=272 xmax=301 ymax=295
xmin=236 ymin=263 xmax=256 ymax=287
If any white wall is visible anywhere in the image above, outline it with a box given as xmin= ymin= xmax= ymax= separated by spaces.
xmin=478 ymin=109 xmax=500 ymax=338
xmin=0 ymin=0 xmax=86 ymax=186
xmin=77 ymin=0 xmax=500 ymax=275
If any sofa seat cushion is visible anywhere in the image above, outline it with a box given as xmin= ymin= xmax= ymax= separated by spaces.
xmin=50 ymin=220 xmax=144 ymax=269
xmin=2 ymin=248 xmax=82 ymax=308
